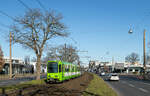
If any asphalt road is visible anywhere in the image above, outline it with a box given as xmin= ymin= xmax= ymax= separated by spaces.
xmin=101 ymin=75 xmax=150 ymax=96
xmin=0 ymin=75 xmax=46 ymax=87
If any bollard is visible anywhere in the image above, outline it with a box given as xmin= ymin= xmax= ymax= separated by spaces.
xmin=2 ymin=88 xmax=5 ymax=94
xmin=1 ymin=88 xmax=8 ymax=96
xmin=17 ymin=89 xmax=23 ymax=96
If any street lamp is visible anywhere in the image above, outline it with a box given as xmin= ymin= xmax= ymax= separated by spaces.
xmin=128 ymin=28 xmax=133 ymax=34
xmin=128 ymin=28 xmax=146 ymax=79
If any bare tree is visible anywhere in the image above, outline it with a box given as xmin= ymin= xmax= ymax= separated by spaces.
xmin=58 ymin=44 xmax=79 ymax=63
xmin=43 ymin=44 xmax=80 ymax=64
xmin=42 ymin=47 xmax=59 ymax=62
xmin=10 ymin=9 xmax=68 ymax=80
xmin=0 ymin=46 xmax=4 ymax=72
xmin=125 ymin=52 xmax=140 ymax=64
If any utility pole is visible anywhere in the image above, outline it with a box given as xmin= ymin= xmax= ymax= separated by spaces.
xmin=9 ymin=32 xmax=12 ymax=79
xmin=143 ymin=30 xmax=146 ymax=79
xmin=128 ymin=28 xmax=147 ymax=79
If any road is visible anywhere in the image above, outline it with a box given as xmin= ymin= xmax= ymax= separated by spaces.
xmin=0 ymin=75 xmax=46 ymax=87
xmin=101 ymin=75 xmax=150 ymax=96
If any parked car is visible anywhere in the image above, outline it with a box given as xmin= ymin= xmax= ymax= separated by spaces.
xmin=100 ymin=72 xmax=105 ymax=76
xmin=108 ymin=73 xmax=119 ymax=81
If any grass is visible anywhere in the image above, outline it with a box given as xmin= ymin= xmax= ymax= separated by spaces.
xmin=83 ymin=74 xmax=117 ymax=96
xmin=21 ymin=79 xmax=46 ymax=85
xmin=0 ymin=79 xmax=46 ymax=93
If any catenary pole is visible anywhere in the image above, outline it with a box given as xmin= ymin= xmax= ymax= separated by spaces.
xmin=9 ymin=32 xmax=12 ymax=79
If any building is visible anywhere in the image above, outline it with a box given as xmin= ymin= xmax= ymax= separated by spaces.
xmin=0 ymin=47 xmax=4 ymax=72
xmin=88 ymin=60 xmax=101 ymax=73
xmin=114 ymin=62 xmax=125 ymax=73
xmin=95 ymin=60 xmax=100 ymax=66
xmin=99 ymin=62 xmax=113 ymax=72
xmin=1 ymin=57 xmax=33 ymax=74
xmin=30 ymin=62 xmax=47 ymax=73
xmin=88 ymin=59 xmax=150 ymax=74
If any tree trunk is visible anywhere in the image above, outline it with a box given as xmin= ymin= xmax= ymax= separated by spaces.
xmin=36 ymin=55 xmax=41 ymax=80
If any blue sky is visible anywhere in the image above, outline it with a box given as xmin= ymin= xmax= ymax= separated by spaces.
xmin=0 ymin=0 xmax=150 ymax=64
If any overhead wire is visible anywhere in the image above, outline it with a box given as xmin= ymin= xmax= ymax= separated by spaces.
xmin=0 ymin=11 xmax=16 ymax=33
xmin=0 ymin=0 xmax=32 ymax=46
xmin=0 ymin=22 xmax=10 ymax=28
xmin=17 ymin=0 xmax=31 ymax=11
xmin=0 ymin=10 xmax=16 ymax=21
xmin=35 ymin=0 xmax=47 ymax=11
xmin=0 ymin=12 xmax=13 ymax=35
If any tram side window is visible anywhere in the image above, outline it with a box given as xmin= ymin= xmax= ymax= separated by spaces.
xmin=74 ymin=67 xmax=76 ymax=72
xmin=72 ymin=66 xmax=73 ymax=72
xmin=65 ymin=65 xmax=67 ymax=72
xmin=65 ymin=65 xmax=69 ymax=72
xmin=67 ymin=65 xmax=70 ymax=72
xmin=70 ymin=66 xmax=72 ymax=72
xmin=59 ymin=65 xmax=62 ymax=72
xmin=75 ymin=66 xmax=76 ymax=72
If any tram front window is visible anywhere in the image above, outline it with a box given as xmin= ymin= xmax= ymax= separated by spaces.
xmin=48 ymin=62 xmax=58 ymax=73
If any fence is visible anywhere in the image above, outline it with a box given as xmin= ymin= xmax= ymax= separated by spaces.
xmin=0 ymin=73 xmax=46 ymax=80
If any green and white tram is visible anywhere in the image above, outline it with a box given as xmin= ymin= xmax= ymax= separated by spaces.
xmin=47 ymin=60 xmax=81 ymax=83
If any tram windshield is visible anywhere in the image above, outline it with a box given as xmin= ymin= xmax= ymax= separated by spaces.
xmin=47 ymin=62 xmax=58 ymax=73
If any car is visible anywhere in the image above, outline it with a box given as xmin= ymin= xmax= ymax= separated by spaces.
xmin=108 ymin=73 xmax=119 ymax=81
xmin=105 ymin=73 xmax=112 ymax=80
xmin=100 ymin=72 xmax=105 ymax=76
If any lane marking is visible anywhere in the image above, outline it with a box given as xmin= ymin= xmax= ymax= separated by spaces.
xmin=143 ymin=83 xmax=150 ymax=86
xmin=128 ymin=84 xmax=135 ymax=87
xmin=138 ymin=88 xmax=148 ymax=93
xmin=128 ymin=80 xmax=150 ymax=86
xmin=121 ymin=81 xmax=126 ymax=84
